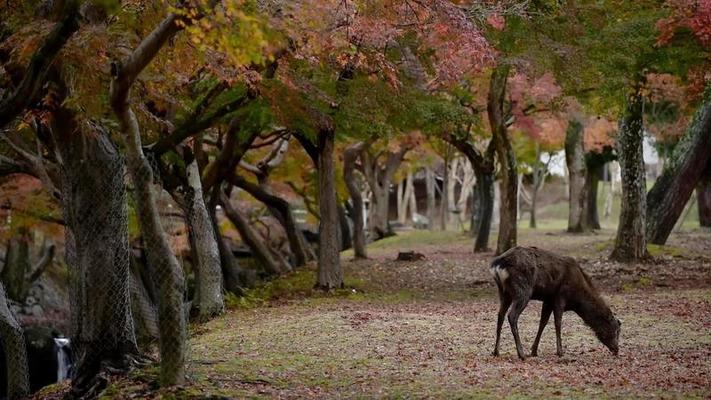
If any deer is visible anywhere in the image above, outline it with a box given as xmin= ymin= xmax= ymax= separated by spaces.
xmin=490 ymin=246 xmax=621 ymax=360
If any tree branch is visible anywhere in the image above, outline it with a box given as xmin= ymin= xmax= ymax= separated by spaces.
xmin=0 ymin=2 xmax=80 ymax=128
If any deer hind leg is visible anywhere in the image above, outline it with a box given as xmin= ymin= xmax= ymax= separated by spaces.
xmin=553 ymin=298 xmax=566 ymax=356
xmin=508 ymin=294 xmax=531 ymax=360
xmin=530 ymin=301 xmax=553 ymax=357
xmin=492 ymin=285 xmax=512 ymax=357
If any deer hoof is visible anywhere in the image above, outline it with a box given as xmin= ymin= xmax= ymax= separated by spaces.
xmin=530 ymin=350 xmax=538 ymax=357
xmin=492 ymin=350 xmax=499 ymax=357
xmin=556 ymin=351 xmax=564 ymax=357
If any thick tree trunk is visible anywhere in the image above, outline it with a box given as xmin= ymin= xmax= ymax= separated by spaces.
xmin=184 ymin=159 xmax=224 ymax=319
xmin=397 ymin=172 xmax=415 ymax=224
xmin=361 ymin=146 xmax=410 ymax=239
xmin=699 ymin=163 xmax=711 ymax=228
xmin=646 ymin=98 xmax=711 ymax=244
xmin=565 ymin=120 xmax=589 ymax=233
xmin=474 ymin=171 xmax=495 ymax=252
xmin=53 ymin=114 xmax=138 ymax=396
xmin=220 ymin=193 xmax=288 ymax=276
xmin=316 ymin=130 xmax=343 ymax=289
xmin=426 ymin=167 xmax=436 ymax=230
xmin=488 ymin=65 xmax=517 ymax=255
xmin=129 ymin=257 xmax=159 ymax=345
xmin=611 ymin=92 xmax=648 ymax=262
xmin=585 ymin=163 xmax=602 ymax=230
xmin=344 ymin=143 xmax=367 ymax=258
xmin=119 ymin=112 xmax=187 ymax=386
xmin=0 ymin=283 xmax=29 ymax=400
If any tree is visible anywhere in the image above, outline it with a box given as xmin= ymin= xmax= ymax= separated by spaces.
xmin=646 ymin=89 xmax=711 ymax=244
xmin=611 ymin=91 xmax=648 ymax=261
xmin=0 ymin=283 xmax=29 ymax=400
xmin=489 ymin=64 xmax=518 ymax=254
xmin=698 ymin=162 xmax=711 ymax=228
xmin=344 ymin=142 xmax=368 ymax=258
xmin=565 ymin=120 xmax=589 ymax=233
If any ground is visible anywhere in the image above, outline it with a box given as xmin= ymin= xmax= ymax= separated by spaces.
xmin=37 ymin=226 xmax=711 ymax=399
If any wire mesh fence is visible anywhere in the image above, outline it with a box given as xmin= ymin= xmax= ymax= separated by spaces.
xmin=0 ymin=282 xmax=30 ymax=399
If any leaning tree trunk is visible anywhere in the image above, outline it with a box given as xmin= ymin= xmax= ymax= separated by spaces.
xmin=184 ymin=158 xmax=224 ymax=319
xmin=220 ymin=193 xmax=288 ymax=277
xmin=473 ymin=171 xmax=495 ymax=252
xmin=316 ymin=130 xmax=343 ymax=289
xmin=344 ymin=143 xmax=367 ymax=258
xmin=0 ymin=283 xmax=29 ymax=400
xmin=488 ymin=64 xmax=517 ymax=255
xmin=611 ymin=92 xmax=648 ymax=262
xmin=565 ymin=120 xmax=589 ymax=233
xmin=229 ymin=176 xmax=314 ymax=266
xmin=208 ymin=188 xmax=247 ymax=294
xmin=646 ymin=96 xmax=711 ymax=244
xmin=53 ymin=113 xmax=138 ymax=396
xmin=699 ymin=163 xmax=711 ymax=228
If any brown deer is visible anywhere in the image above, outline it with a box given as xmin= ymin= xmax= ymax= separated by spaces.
xmin=490 ymin=246 xmax=621 ymax=359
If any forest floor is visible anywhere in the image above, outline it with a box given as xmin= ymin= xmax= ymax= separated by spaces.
xmin=41 ymin=226 xmax=711 ymax=399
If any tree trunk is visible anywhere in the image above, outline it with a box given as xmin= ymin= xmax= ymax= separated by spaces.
xmin=229 ymin=175 xmax=314 ymax=267
xmin=408 ymin=172 xmax=418 ymax=220
xmin=120 ymin=117 xmax=187 ymax=386
xmin=488 ymin=64 xmax=517 ymax=255
xmin=646 ymin=97 xmax=711 ymax=244
xmin=698 ymin=163 xmax=711 ymax=228
xmin=611 ymin=92 xmax=648 ymax=262
xmin=344 ymin=143 xmax=367 ymax=258
xmin=1 ymin=228 xmax=31 ymax=302
xmin=447 ymin=156 xmax=459 ymax=224
xmin=338 ymin=204 xmax=352 ymax=251
xmin=565 ymin=120 xmax=589 ymax=233
xmin=426 ymin=167 xmax=436 ymax=230
xmin=585 ymin=163 xmax=602 ymax=230
xmin=474 ymin=171 xmax=495 ymax=252
xmin=0 ymin=283 xmax=29 ymax=400
xmin=220 ymin=193 xmax=288 ymax=276
xmin=316 ymin=130 xmax=343 ymax=289
xmin=440 ymin=151 xmax=450 ymax=231
xmin=129 ymin=257 xmax=159 ymax=345
xmin=53 ymin=114 xmax=138 ymax=396
xmin=207 ymin=189 xmax=247 ymax=294
xmin=184 ymin=158 xmax=224 ymax=319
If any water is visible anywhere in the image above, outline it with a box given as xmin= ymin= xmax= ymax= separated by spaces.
xmin=53 ymin=337 xmax=72 ymax=382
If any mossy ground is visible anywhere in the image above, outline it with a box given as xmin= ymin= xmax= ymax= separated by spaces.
xmin=44 ymin=226 xmax=711 ymax=399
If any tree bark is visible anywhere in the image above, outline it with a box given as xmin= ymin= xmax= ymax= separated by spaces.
xmin=488 ymin=65 xmax=517 ymax=255
xmin=426 ymin=167 xmax=436 ymax=230
xmin=344 ymin=143 xmax=367 ymax=258
xmin=184 ymin=158 xmax=224 ymax=319
xmin=646 ymin=96 xmax=711 ymax=243
xmin=565 ymin=120 xmax=589 ymax=232
xmin=0 ymin=228 xmax=31 ymax=302
xmin=0 ymin=283 xmax=29 ymax=400
xmin=611 ymin=92 xmax=648 ymax=262
xmin=220 ymin=193 xmax=288 ymax=277
xmin=316 ymin=130 xmax=343 ymax=289
xmin=473 ymin=171 xmax=495 ymax=252
xmin=53 ymin=113 xmax=138 ymax=396
xmin=698 ymin=163 xmax=711 ymax=228
xmin=585 ymin=163 xmax=602 ymax=230
xmin=109 ymin=13 xmax=189 ymax=385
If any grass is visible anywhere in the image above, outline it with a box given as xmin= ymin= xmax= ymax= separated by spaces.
xmin=48 ymin=224 xmax=711 ymax=400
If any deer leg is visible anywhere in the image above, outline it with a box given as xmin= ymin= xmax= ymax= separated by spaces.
xmin=492 ymin=288 xmax=511 ymax=357
xmin=508 ymin=296 xmax=530 ymax=360
xmin=553 ymin=299 xmax=565 ymax=357
xmin=531 ymin=301 xmax=552 ymax=357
